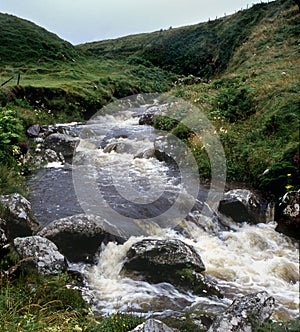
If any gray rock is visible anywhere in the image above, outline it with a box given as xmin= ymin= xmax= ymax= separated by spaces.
xmin=275 ymin=190 xmax=299 ymax=239
xmin=134 ymin=148 xmax=155 ymax=159
xmin=124 ymin=238 xmax=205 ymax=273
xmin=13 ymin=236 xmax=67 ymax=275
xmin=218 ymin=189 xmax=266 ymax=224
xmin=0 ymin=193 xmax=39 ymax=241
xmin=26 ymin=124 xmax=41 ymax=137
xmin=129 ymin=319 xmax=177 ymax=332
xmin=123 ymin=239 xmax=222 ymax=297
xmin=44 ymin=133 xmax=79 ymax=158
xmin=139 ymin=112 xmax=155 ymax=126
xmin=103 ymin=142 xmax=118 ymax=153
xmin=38 ymin=214 xmax=125 ymax=263
xmin=44 ymin=148 xmax=65 ymax=163
xmin=208 ymin=291 xmax=275 ymax=332
xmin=0 ymin=225 xmax=8 ymax=255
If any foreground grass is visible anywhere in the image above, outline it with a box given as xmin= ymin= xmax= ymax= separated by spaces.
xmin=0 ymin=271 xmax=143 ymax=332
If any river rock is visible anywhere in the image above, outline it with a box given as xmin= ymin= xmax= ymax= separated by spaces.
xmin=123 ymin=239 xmax=223 ymax=297
xmin=44 ymin=133 xmax=79 ymax=158
xmin=38 ymin=214 xmax=125 ymax=263
xmin=139 ymin=112 xmax=155 ymax=126
xmin=218 ymin=189 xmax=266 ymax=224
xmin=130 ymin=319 xmax=178 ymax=332
xmin=13 ymin=236 xmax=67 ymax=275
xmin=26 ymin=124 xmax=41 ymax=137
xmin=208 ymin=291 xmax=275 ymax=332
xmin=124 ymin=238 xmax=205 ymax=272
xmin=275 ymin=190 xmax=299 ymax=239
xmin=0 ymin=225 xmax=9 ymax=258
xmin=134 ymin=148 xmax=155 ymax=159
xmin=0 ymin=193 xmax=39 ymax=241
xmin=44 ymin=148 xmax=65 ymax=163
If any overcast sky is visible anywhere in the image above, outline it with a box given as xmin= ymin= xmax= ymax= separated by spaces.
xmin=1 ymin=0 xmax=271 ymax=45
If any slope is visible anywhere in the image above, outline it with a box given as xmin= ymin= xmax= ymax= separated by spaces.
xmin=0 ymin=13 xmax=78 ymax=65
xmin=78 ymin=0 xmax=296 ymax=78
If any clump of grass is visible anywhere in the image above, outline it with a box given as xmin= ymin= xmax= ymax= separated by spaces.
xmin=0 ymin=266 xmax=144 ymax=331
xmin=252 ymin=317 xmax=300 ymax=332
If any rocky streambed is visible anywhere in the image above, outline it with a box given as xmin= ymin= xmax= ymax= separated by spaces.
xmin=0 ymin=94 xmax=299 ymax=331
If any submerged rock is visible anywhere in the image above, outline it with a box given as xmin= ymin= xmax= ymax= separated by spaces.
xmin=130 ymin=319 xmax=178 ymax=332
xmin=208 ymin=291 xmax=275 ymax=332
xmin=14 ymin=236 xmax=67 ymax=275
xmin=218 ymin=189 xmax=266 ymax=224
xmin=123 ymin=238 xmax=223 ymax=297
xmin=0 ymin=193 xmax=39 ymax=241
xmin=44 ymin=133 xmax=79 ymax=158
xmin=38 ymin=214 xmax=125 ymax=263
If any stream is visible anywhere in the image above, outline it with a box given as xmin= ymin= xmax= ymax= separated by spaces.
xmin=28 ymin=94 xmax=299 ymax=321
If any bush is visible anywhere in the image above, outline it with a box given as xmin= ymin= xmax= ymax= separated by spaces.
xmin=212 ymin=83 xmax=255 ymax=122
xmin=0 ymin=109 xmax=25 ymax=165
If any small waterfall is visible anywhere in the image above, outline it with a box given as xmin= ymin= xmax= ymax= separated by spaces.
xmin=75 ymin=222 xmax=299 ymax=320
xmin=28 ymin=95 xmax=299 ymax=321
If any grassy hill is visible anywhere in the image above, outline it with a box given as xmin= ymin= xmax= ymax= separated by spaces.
xmin=0 ymin=14 xmax=78 ymax=65
xmin=0 ymin=0 xmax=299 ymax=198
xmin=0 ymin=13 xmax=173 ymax=120
xmin=154 ymin=0 xmax=299 ymax=198
xmin=78 ymin=0 xmax=296 ymax=78
xmin=0 ymin=2 xmax=300 ymax=331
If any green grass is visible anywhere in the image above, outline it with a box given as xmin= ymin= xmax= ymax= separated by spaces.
xmin=152 ymin=1 xmax=300 ymax=199
xmin=0 ymin=272 xmax=143 ymax=331
xmin=0 ymin=1 xmax=299 ymax=329
xmin=78 ymin=0 xmax=296 ymax=78
xmin=0 ymin=249 xmax=144 ymax=332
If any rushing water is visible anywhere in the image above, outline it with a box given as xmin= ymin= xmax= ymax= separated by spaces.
xmin=28 ymin=96 xmax=299 ymax=321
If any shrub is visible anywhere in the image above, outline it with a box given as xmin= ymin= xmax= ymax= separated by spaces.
xmin=212 ymin=83 xmax=255 ymax=122
xmin=0 ymin=109 xmax=25 ymax=165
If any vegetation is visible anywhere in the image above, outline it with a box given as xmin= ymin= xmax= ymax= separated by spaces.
xmin=152 ymin=0 xmax=300 ymax=198
xmin=0 ymin=0 xmax=299 ymax=330
xmin=0 ymin=248 xmax=144 ymax=332
xmin=79 ymin=0 xmax=295 ymax=78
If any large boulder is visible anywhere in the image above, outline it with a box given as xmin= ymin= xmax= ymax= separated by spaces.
xmin=123 ymin=239 xmax=222 ymax=297
xmin=208 ymin=291 xmax=275 ymax=332
xmin=218 ymin=189 xmax=266 ymax=224
xmin=38 ymin=214 xmax=125 ymax=263
xmin=275 ymin=190 xmax=299 ymax=239
xmin=130 ymin=319 xmax=178 ymax=332
xmin=44 ymin=133 xmax=79 ymax=158
xmin=13 ymin=236 xmax=67 ymax=275
xmin=0 ymin=193 xmax=39 ymax=240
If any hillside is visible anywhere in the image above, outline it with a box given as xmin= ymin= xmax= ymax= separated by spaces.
xmin=0 ymin=2 xmax=299 ymax=331
xmin=0 ymin=13 xmax=173 ymax=118
xmin=156 ymin=0 xmax=300 ymax=199
xmin=78 ymin=0 xmax=297 ymax=78
xmin=0 ymin=0 xmax=299 ymax=198
xmin=0 ymin=13 xmax=78 ymax=64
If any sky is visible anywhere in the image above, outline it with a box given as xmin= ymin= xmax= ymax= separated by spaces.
xmin=1 ymin=0 xmax=272 ymax=45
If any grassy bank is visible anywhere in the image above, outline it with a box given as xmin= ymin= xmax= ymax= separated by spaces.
xmin=153 ymin=1 xmax=300 ymax=199
xmin=0 ymin=1 xmax=299 ymax=330
xmin=0 ymin=248 xmax=144 ymax=331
